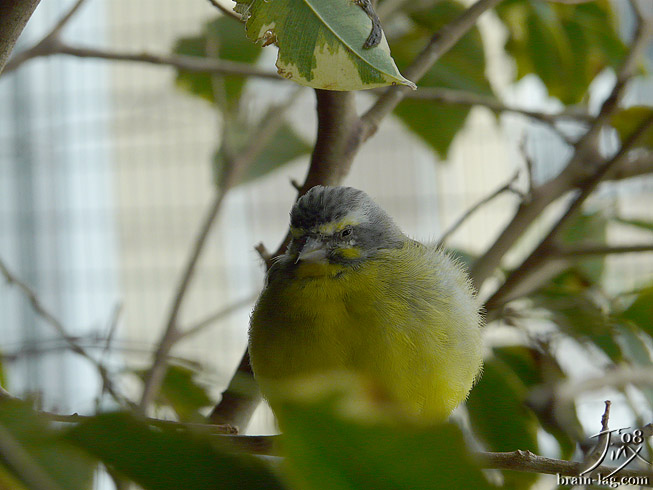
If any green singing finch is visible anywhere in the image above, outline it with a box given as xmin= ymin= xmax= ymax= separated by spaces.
xmin=249 ymin=186 xmax=483 ymax=421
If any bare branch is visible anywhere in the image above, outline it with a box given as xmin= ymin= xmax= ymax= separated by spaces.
xmin=437 ymin=171 xmax=521 ymax=248
xmin=178 ymin=294 xmax=257 ymax=340
xmin=556 ymin=244 xmax=653 ymax=257
xmin=361 ymin=0 xmax=504 ymax=137
xmin=485 ymin=112 xmax=653 ymax=312
xmin=0 ymin=257 xmax=126 ymax=405
xmin=400 ymin=86 xmax=594 ymax=125
xmin=138 ymin=91 xmax=300 ymax=413
xmin=608 ymin=152 xmax=653 ymax=181
xmin=206 ymin=0 xmax=241 ymax=21
xmin=47 ymin=0 xmax=89 ymax=41
xmin=4 ymin=40 xmax=281 ymax=78
xmin=0 ymin=0 xmax=42 ymax=74
xmin=478 ymin=449 xmax=653 ymax=485
xmin=44 ymin=411 xmax=238 ymax=435
xmin=470 ymin=9 xmax=653 ymax=290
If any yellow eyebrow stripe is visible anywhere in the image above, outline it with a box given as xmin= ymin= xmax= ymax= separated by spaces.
xmin=317 ymin=219 xmax=358 ymax=235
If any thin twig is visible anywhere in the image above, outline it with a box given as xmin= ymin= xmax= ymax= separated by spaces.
xmin=43 ymin=412 xmax=237 ymax=434
xmin=400 ymin=86 xmax=594 ymax=125
xmin=437 ymin=171 xmax=521 ymax=248
xmin=138 ymin=91 xmax=301 ymax=413
xmin=177 ymin=294 xmax=257 ymax=340
xmin=0 ymin=257 xmax=125 ymax=404
xmin=361 ymin=0 xmax=504 ymax=136
xmin=478 ymin=449 xmax=653 ymax=485
xmin=47 ymin=0 xmax=89 ymax=40
xmin=580 ymin=401 xmax=612 ymax=476
xmin=556 ymin=244 xmax=653 ymax=257
xmin=3 ymin=41 xmax=281 ymax=78
xmin=470 ymin=8 xmax=653 ymax=291
xmin=486 ymin=113 xmax=653 ymax=312
xmin=556 ymin=366 xmax=653 ymax=404
xmin=206 ymin=0 xmax=241 ymax=21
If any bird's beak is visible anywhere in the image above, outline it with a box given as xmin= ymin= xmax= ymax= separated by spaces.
xmin=297 ymin=237 xmax=327 ymax=264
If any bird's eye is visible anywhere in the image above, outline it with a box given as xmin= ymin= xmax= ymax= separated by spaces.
xmin=340 ymin=227 xmax=352 ymax=238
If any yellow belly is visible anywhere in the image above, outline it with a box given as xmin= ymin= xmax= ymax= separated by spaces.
xmin=248 ymin=245 xmax=483 ymax=422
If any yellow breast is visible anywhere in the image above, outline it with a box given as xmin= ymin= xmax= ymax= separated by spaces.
xmin=248 ymin=242 xmax=483 ymax=422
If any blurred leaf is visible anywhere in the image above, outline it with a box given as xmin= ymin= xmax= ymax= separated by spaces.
xmin=277 ymin=387 xmax=492 ymax=490
xmin=235 ymin=0 xmax=415 ymax=90
xmin=135 ymin=362 xmax=212 ymax=422
xmin=174 ymin=17 xmax=262 ymax=108
xmin=560 ymin=209 xmax=608 ymax=284
xmin=533 ymin=270 xmax=622 ymax=362
xmin=494 ymin=346 xmax=582 ymax=459
xmin=611 ymin=106 xmax=653 ymax=149
xmin=159 ymin=364 xmax=213 ymax=422
xmin=214 ymin=121 xmax=311 ymax=190
xmin=614 ymin=320 xmax=653 ymax=407
xmin=391 ymin=0 xmax=493 ymax=157
xmin=496 ymin=0 xmax=626 ymax=104
xmin=0 ymin=399 xmax=94 ymax=490
xmin=0 ymin=465 xmax=29 ymax=490
xmin=467 ymin=358 xmax=539 ymax=488
xmin=614 ymin=217 xmax=653 ymax=234
xmin=66 ymin=412 xmax=285 ymax=490
xmin=621 ymin=285 xmax=653 ymax=338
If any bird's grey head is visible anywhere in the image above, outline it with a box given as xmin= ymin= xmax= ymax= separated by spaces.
xmin=287 ymin=186 xmax=404 ymax=268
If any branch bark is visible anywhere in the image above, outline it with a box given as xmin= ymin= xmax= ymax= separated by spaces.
xmin=0 ymin=0 xmax=42 ymax=74
xmin=470 ymin=9 xmax=653 ymax=291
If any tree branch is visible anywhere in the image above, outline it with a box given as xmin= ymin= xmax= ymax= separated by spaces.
xmin=138 ymin=91 xmax=299 ymax=414
xmin=205 ymin=0 xmax=241 ymax=21
xmin=3 ymin=40 xmax=280 ymax=78
xmin=555 ymin=244 xmax=653 ymax=257
xmin=437 ymin=171 xmax=521 ymax=248
xmin=0 ymin=257 xmax=125 ymax=404
xmin=485 ymin=112 xmax=653 ymax=313
xmin=470 ymin=8 xmax=653 ymax=291
xmin=0 ymin=0 xmax=42 ymax=74
xmin=400 ymin=86 xmax=594 ymax=125
xmin=360 ymin=0 xmax=504 ymax=138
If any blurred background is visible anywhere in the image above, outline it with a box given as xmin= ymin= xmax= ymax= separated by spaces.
xmin=1 ymin=0 xmax=652 ymax=462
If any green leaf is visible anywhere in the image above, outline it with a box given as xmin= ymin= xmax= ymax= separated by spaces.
xmin=135 ymin=362 xmax=213 ymax=422
xmin=391 ymin=0 xmax=493 ymax=158
xmin=494 ymin=346 xmax=582 ymax=459
xmin=560 ymin=209 xmax=608 ymax=284
xmin=496 ymin=0 xmax=626 ymax=104
xmin=277 ymin=386 xmax=492 ymax=490
xmin=66 ymin=412 xmax=285 ymax=490
xmin=158 ymin=363 xmax=213 ymax=422
xmin=467 ymin=358 xmax=539 ymax=488
xmin=234 ymin=0 xmax=415 ymax=90
xmin=614 ymin=217 xmax=653 ymax=234
xmin=214 ymin=121 xmax=312 ymax=190
xmin=0 ymin=399 xmax=95 ymax=490
xmin=532 ymin=270 xmax=623 ymax=362
xmin=611 ymin=106 xmax=653 ymax=150
xmin=174 ymin=17 xmax=262 ymax=108
xmin=621 ymin=285 xmax=653 ymax=338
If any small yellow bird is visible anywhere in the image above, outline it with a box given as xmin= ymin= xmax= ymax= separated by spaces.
xmin=249 ymin=186 xmax=483 ymax=421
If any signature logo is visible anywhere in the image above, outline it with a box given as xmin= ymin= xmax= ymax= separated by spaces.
xmin=557 ymin=427 xmax=651 ymax=488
